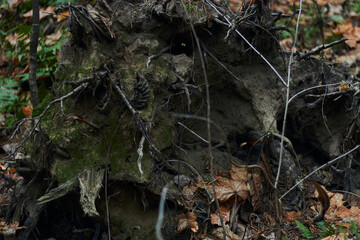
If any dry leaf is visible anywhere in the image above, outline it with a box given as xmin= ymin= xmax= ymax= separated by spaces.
xmin=283 ymin=211 xmax=301 ymax=222
xmin=250 ymin=169 xmax=264 ymax=212
xmin=57 ymin=11 xmax=69 ymax=22
xmin=21 ymin=105 xmax=33 ymax=118
xmin=197 ymin=176 xmax=249 ymax=203
xmin=45 ymin=30 xmax=62 ymax=45
xmin=8 ymin=0 xmax=29 ymax=9
xmin=338 ymin=82 xmax=350 ymax=91
xmin=212 ymin=225 xmax=242 ymax=240
xmin=182 ymin=185 xmax=198 ymax=200
xmin=211 ymin=206 xmax=230 ymax=226
xmin=320 ymin=232 xmax=346 ymax=240
xmin=230 ymin=165 xmax=249 ymax=182
xmin=22 ymin=6 xmax=55 ymax=20
xmin=176 ymin=212 xmax=198 ymax=233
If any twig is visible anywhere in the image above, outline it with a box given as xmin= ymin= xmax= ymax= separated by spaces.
xmin=295 ymin=39 xmax=348 ymax=60
xmin=201 ymin=44 xmax=241 ymax=83
xmin=288 ymin=83 xmax=339 ymax=104
xmin=156 ymin=185 xmax=168 ymax=240
xmin=177 ymin=122 xmax=209 ymax=144
xmin=205 ymin=0 xmax=288 ymax=87
xmin=275 ymin=0 xmax=303 ymax=237
xmin=4 ymin=83 xmax=89 ymax=161
xmin=181 ymin=1 xmax=226 ymax=237
xmin=110 ymin=79 xmax=160 ymax=153
xmin=280 ymin=144 xmax=360 ymax=200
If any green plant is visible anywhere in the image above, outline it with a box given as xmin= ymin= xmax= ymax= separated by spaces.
xmin=351 ymin=0 xmax=360 ymax=13
xmin=316 ymin=221 xmax=336 ymax=237
xmin=349 ymin=221 xmax=360 ymax=239
xmin=295 ymin=220 xmax=314 ymax=239
xmin=0 ymin=77 xmax=20 ymax=110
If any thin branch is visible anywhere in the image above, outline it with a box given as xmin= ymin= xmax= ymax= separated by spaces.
xmin=205 ymin=0 xmax=288 ymax=87
xmin=275 ymin=0 xmax=303 ymax=188
xmin=177 ymin=122 xmax=209 ymax=144
xmin=181 ymin=2 xmax=226 ymax=237
xmin=4 ymin=83 xmax=89 ymax=162
xmin=288 ymin=83 xmax=339 ymax=104
xmin=279 ymin=144 xmax=360 ymax=200
xmin=295 ymin=39 xmax=348 ymax=60
xmin=274 ymin=1 xmax=303 ymax=237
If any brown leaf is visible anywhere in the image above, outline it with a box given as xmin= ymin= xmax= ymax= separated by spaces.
xmin=250 ymin=170 xmax=264 ymax=212
xmin=86 ymin=4 xmax=115 ymax=40
xmin=9 ymin=0 xmax=28 ymax=9
xmin=210 ymin=206 xmax=230 ymax=226
xmin=212 ymin=225 xmax=242 ymax=240
xmin=45 ymin=30 xmax=62 ymax=46
xmin=176 ymin=212 xmax=198 ymax=233
xmin=22 ymin=6 xmax=55 ymax=20
xmin=283 ymin=211 xmax=301 ymax=222
xmin=230 ymin=165 xmax=249 ymax=182
xmin=57 ymin=11 xmax=69 ymax=22
xmin=21 ymin=105 xmax=33 ymax=118
xmin=197 ymin=176 xmax=249 ymax=203
xmin=182 ymin=185 xmax=198 ymax=201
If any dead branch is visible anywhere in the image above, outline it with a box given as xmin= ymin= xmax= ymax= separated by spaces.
xmin=295 ymin=38 xmax=348 ymax=60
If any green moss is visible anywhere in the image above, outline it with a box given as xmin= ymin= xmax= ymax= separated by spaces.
xmin=151 ymin=123 xmax=175 ymax=150
xmin=140 ymin=90 xmax=154 ymax=121
xmin=52 ymin=115 xmax=153 ymax=184
xmin=32 ymin=93 xmax=51 ymax=117
xmin=149 ymin=44 xmax=158 ymax=55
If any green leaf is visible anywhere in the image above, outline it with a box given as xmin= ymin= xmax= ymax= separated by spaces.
xmin=0 ymin=77 xmax=19 ymax=110
xmin=316 ymin=221 xmax=336 ymax=237
xmin=295 ymin=220 xmax=314 ymax=239
xmin=330 ymin=15 xmax=346 ymax=24
xmin=349 ymin=221 xmax=360 ymax=239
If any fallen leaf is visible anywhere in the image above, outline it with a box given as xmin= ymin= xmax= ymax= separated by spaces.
xmin=212 ymin=225 xmax=242 ymax=240
xmin=8 ymin=0 xmax=29 ymax=9
xmin=57 ymin=11 xmax=69 ymax=22
xmin=283 ymin=211 xmax=301 ymax=222
xmin=176 ymin=212 xmax=198 ymax=233
xmin=22 ymin=6 xmax=55 ymax=20
xmin=230 ymin=165 xmax=249 ymax=182
xmin=182 ymin=185 xmax=198 ymax=201
xmin=211 ymin=206 xmax=231 ymax=226
xmin=45 ymin=30 xmax=62 ymax=45
xmin=21 ymin=105 xmax=33 ymax=118
xmin=197 ymin=176 xmax=249 ymax=203
xmin=250 ymin=169 xmax=264 ymax=212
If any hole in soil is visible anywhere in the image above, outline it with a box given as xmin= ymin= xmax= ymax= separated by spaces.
xmin=168 ymin=32 xmax=193 ymax=56
xmin=34 ymin=193 xmax=100 ymax=240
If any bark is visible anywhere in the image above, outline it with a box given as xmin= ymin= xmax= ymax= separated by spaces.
xmin=29 ymin=0 xmax=40 ymax=107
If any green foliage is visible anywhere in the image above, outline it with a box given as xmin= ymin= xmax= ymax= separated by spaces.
xmin=32 ymin=93 xmax=51 ymax=117
xmin=293 ymin=220 xmax=360 ymax=239
xmin=330 ymin=15 xmax=346 ymax=24
xmin=316 ymin=221 xmax=336 ymax=237
xmin=351 ymin=0 xmax=360 ymax=13
xmin=350 ymin=221 xmax=360 ymax=239
xmin=0 ymin=77 xmax=20 ymax=111
xmin=0 ymin=0 xmax=70 ymax=129
xmin=295 ymin=220 xmax=314 ymax=239
xmin=46 ymin=0 xmax=78 ymax=6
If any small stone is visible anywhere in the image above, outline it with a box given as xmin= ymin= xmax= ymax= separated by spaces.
xmin=174 ymin=175 xmax=191 ymax=187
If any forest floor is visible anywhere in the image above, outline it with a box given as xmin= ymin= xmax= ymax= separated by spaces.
xmin=1 ymin=0 xmax=360 ymax=239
